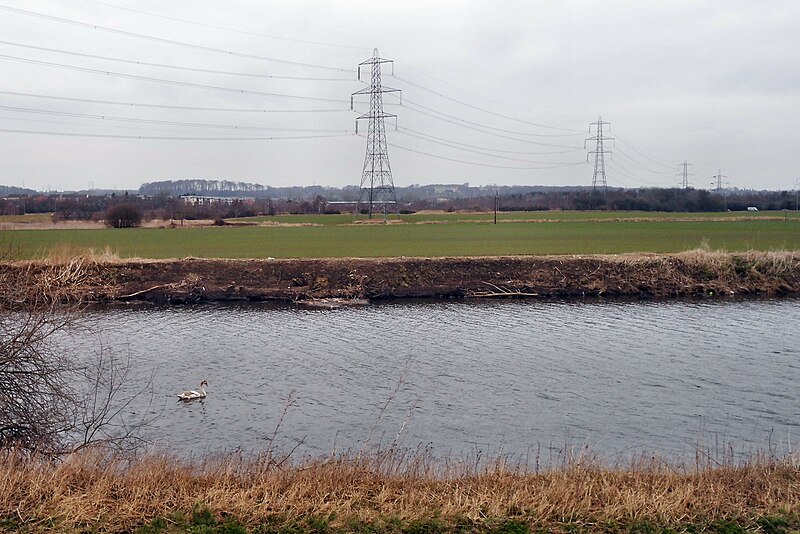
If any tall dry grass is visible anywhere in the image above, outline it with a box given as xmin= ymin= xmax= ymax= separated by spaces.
xmin=607 ymin=248 xmax=800 ymax=298
xmin=675 ymin=246 xmax=800 ymax=274
xmin=0 ymin=450 xmax=798 ymax=532
xmin=0 ymin=246 xmax=123 ymax=308
xmin=35 ymin=244 xmax=121 ymax=264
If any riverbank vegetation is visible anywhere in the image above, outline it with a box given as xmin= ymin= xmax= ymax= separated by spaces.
xmin=2 ymin=249 xmax=800 ymax=304
xmin=0 ymin=449 xmax=798 ymax=533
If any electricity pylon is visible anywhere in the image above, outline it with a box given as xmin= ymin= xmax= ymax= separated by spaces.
xmin=585 ymin=116 xmax=613 ymax=192
xmin=712 ymin=168 xmax=728 ymax=192
xmin=351 ymin=48 xmax=401 ymax=219
xmin=711 ymin=168 xmax=730 ymax=210
xmin=676 ymin=161 xmax=694 ymax=189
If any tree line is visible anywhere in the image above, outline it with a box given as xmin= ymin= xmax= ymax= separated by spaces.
xmin=1 ymin=187 xmax=798 ymax=223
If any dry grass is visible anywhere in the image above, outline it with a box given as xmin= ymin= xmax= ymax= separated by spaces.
xmin=0 ymin=450 xmax=798 ymax=532
xmin=0 ymin=249 xmax=120 ymax=308
xmin=602 ymin=248 xmax=800 ymax=298
xmin=671 ymin=248 xmax=800 ymax=294
xmin=35 ymin=244 xmax=121 ymax=264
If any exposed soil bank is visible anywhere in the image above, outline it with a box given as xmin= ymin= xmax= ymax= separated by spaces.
xmin=2 ymin=250 xmax=800 ymax=305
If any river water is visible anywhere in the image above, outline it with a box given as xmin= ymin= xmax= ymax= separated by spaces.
xmin=64 ymin=298 xmax=799 ymax=462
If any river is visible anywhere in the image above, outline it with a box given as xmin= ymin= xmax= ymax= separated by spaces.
xmin=64 ymin=298 xmax=799 ymax=462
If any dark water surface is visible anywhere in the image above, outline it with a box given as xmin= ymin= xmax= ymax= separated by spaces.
xmin=64 ymin=298 xmax=799 ymax=461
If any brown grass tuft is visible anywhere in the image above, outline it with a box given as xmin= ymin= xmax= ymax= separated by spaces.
xmin=37 ymin=244 xmax=121 ymax=264
xmin=0 ymin=450 xmax=797 ymax=532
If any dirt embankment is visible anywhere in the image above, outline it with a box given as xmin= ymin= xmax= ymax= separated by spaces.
xmin=2 ymin=251 xmax=800 ymax=305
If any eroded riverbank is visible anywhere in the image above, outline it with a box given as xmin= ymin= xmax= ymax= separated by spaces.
xmin=2 ymin=250 xmax=800 ymax=305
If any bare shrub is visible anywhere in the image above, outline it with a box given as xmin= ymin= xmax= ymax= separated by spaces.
xmin=104 ymin=203 xmax=142 ymax=228
xmin=0 ymin=256 xmax=156 ymax=455
xmin=0 ymin=305 xmax=75 ymax=451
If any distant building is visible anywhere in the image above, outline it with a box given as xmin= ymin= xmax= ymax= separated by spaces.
xmin=180 ymin=195 xmax=253 ymax=206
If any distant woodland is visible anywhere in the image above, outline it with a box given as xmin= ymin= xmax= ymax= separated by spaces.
xmin=1 ymin=179 xmax=798 ymax=220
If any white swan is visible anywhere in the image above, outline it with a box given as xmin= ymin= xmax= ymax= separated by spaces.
xmin=177 ymin=380 xmax=208 ymax=401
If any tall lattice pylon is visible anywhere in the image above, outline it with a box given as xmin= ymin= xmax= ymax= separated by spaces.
xmin=676 ymin=161 xmax=694 ymax=189
xmin=351 ymin=48 xmax=401 ymax=219
xmin=585 ymin=116 xmax=614 ymax=192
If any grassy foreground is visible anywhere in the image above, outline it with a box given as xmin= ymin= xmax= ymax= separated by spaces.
xmin=3 ymin=218 xmax=800 ymax=260
xmin=1 ymin=451 xmax=798 ymax=534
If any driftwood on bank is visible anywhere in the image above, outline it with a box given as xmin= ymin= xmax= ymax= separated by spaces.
xmin=1 ymin=251 xmax=800 ymax=306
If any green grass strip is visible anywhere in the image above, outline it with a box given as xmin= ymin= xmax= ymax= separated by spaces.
xmin=3 ymin=219 xmax=799 ymax=259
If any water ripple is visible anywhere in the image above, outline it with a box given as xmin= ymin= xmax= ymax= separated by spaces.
xmin=65 ymin=298 xmax=800 ymax=459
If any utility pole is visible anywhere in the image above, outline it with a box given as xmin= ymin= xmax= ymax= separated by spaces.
xmin=676 ymin=161 xmax=694 ymax=189
xmin=795 ymin=178 xmax=800 ymax=211
xmin=351 ymin=48 xmax=401 ymax=220
xmin=585 ymin=116 xmax=614 ymax=193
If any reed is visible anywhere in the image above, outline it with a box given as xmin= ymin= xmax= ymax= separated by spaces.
xmin=0 ymin=449 xmax=797 ymax=533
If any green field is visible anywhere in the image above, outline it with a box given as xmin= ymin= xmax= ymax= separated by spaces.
xmin=2 ymin=214 xmax=799 ymax=259
xmin=241 ymin=209 xmax=800 ymax=225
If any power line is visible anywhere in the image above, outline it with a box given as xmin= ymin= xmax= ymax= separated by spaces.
xmin=401 ymin=101 xmax=583 ymax=148
xmin=613 ymin=133 xmax=674 ymax=170
xmin=78 ymin=0 xmax=368 ymax=51
xmin=603 ymin=163 xmax=640 ymax=188
xmin=0 ymin=113 xmax=258 ymax=135
xmin=0 ymin=104 xmax=355 ymax=133
xmin=403 ymin=98 xmax=583 ymax=138
xmin=390 ymin=73 xmax=583 ymax=132
xmin=386 ymin=137 xmax=586 ymax=170
xmin=613 ymin=147 xmax=675 ymax=176
xmin=0 ymin=40 xmax=355 ymax=81
xmin=0 ymin=90 xmax=348 ymax=113
xmin=0 ymin=54 xmax=349 ymax=103
xmin=611 ymin=160 xmax=667 ymax=187
xmin=604 ymin=161 xmax=640 ymax=185
xmin=397 ymin=126 xmax=582 ymax=155
xmin=395 ymin=128 xmax=584 ymax=165
xmin=0 ymin=4 xmax=354 ymax=73
xmin=606 ymin=159 xmax=669 ymax=188
xmin=391 ymin=58 xmax=580 ymax=123
xmin=0 ymin=128 xmax=355 ymax=141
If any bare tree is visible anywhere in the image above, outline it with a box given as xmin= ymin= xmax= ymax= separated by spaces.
xmin=0 ymin=303 xmax=75 ymax=451
xmin=0 ymin=255 xmax=158 ymax=455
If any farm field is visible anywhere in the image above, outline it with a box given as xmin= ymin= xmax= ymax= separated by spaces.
xmin=239 ymin=209 xmax=800 ymax=225
xmin=2 ymin=214 xmax=799 ymax=259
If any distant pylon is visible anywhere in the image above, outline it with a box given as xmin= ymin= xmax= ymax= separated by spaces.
xmin=712 ymin=168 xmax=728 ymax=191
xmin=585 ymin=116 xmax=614 ymax=192
xmin=351 ymin=48 xmax=401 ymax=219
xmin=676 ymin=161 xmax=694 ymax=189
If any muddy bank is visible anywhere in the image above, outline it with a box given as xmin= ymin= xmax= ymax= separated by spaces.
xmin=2 ymin=251 xmax=800 ymax=305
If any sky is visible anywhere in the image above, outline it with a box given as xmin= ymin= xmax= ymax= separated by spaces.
xmin=0 ymin=0 xmax=798 ymax=192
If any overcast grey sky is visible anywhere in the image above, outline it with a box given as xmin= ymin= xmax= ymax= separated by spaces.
xmin=0 ymin=0 xmax=798 ymax=192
